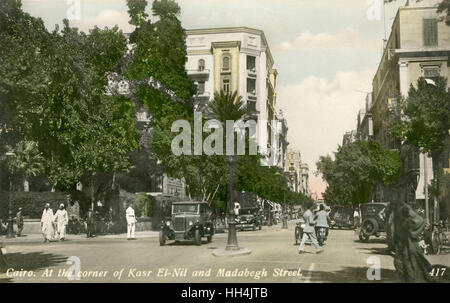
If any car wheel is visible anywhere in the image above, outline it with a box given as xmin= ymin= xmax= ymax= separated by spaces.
xmin=207 ymin=235 xmax=212 ymax=243
xmin=259 ymin=225 xmax=262 ymax=230
xmin=431 ymin=231 xmax=440 ymax=255
xmin=194 ymin=229 xmax=201 ymax=246
xmin=159 ymin=230 xmax=166 ymax=246
xmin=362 ymin=219 xmax=378 ymax=236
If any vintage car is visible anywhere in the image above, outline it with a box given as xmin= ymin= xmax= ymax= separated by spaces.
xmin=330 ymin=206 xmax=354 ymax=229
xmin=238 ymin=214 xmax=262 ymax=231
xmin=358 ymin=202 xmax=389 ymax=243
xmin=159 ymin=201 xmax=214 ymax=246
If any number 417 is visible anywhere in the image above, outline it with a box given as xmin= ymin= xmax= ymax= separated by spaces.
xmin=430 ymin=267 xmax=446 ymax=277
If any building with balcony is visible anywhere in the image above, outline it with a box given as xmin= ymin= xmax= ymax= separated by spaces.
xmin=285 ymin=150 xmax=309 ymax=195
xmin=370 ymin=0 xmax=450 ymax=207
xmin=356 ymin=93 xmax=374 ymax=142
xmin=342 ymin=130 xmax=357 ymax=146
xmin=185 ymin=27 xmax=279 ymax=158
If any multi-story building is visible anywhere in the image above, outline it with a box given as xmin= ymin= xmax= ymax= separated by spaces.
xmin=277 ymin=110 xmax=289 ymax=170
xmin=342 ymin=130 xmax=357 ymax=146
xmin=285 ymin=150 xmax=309 ymax=195
xmin=356 ymin=93 xmax=374 ymax=142
xmin=185 ymin=27 xmax=279 ymax=159
xmin=370 ymin=0 xmax=450 ymax=207
xmin=300 ymin=163 xmax=310 ymax=196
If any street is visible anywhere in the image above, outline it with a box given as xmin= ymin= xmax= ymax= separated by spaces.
xmin=1 ymin=223 xmax=403 ymax=283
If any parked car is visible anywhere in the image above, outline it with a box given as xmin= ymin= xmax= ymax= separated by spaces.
xmin=330 ymin=206 xmax=354 ymax=229
xmin=238 ymin=214 xmax=262 ymax=231
xmin=358 ymin=202 xmax=389 ymax=243
xmin=159 ymin=201 xmax=214 ymax=246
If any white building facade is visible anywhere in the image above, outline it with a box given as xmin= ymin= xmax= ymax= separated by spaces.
xmin=185 ymin=27 xmax=279 ymax=161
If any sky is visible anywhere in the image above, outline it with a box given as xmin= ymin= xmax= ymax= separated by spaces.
xmin=21 ymin=0 xmax=407 ymax=198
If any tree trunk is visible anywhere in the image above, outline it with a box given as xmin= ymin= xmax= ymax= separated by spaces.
xmin=431 ymin=150 xmax=442 ymax=223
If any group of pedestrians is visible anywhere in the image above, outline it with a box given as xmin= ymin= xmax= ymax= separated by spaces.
xmin=38 ymin=202 xmax=137 ymax=242
xmin=298 ymin=203 xmax=331 ymax=254
xmin=40 ymin=203 xmax=69 ymax=242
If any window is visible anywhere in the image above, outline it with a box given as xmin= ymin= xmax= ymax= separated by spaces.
xmin=423 ymin=19 xmax=438 ymax=46
xmin=222 ymin=56 xmax=230 ymax=71
xmin=423 ymin=67 xmax=440 ymax=81
xmin=222 ymin=79 xmax=230 ymax=93
xmin=198 ymin=59 xmax=205 ymax=71
xmin=247 ymin=78 xmax=256 ymax=95
xmin=197 ymin=81 xmax=205 ymax=94
xmin=247 ymin=55 xmax=256 ymax=71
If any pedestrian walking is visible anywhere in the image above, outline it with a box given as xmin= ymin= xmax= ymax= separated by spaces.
xmin=86 ymin=209 xmax=96 ymax=238
xmin=41 ymin=203 xmax=56 ymax=242
xmin=298 ymin=203 xmax=323 ymax=254
xmin=54 ymin=203 xmax=68 ymax=241
xmin=353 ymin=207 xmax=360 ymax=228
xmin=15 ymin=207 xmax=24 ymax=237
xmin=126 ymin=203 xmax=136 ymax=240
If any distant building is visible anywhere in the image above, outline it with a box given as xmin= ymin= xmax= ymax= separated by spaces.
xmin=356 ymin=93 xmax=374 ymax=142
xmin=277 ymin=110 xmax=289 ymax=170
xmin=342 ymin=130 xmax=357 ymax=146
xmin=285 ymin=150 xmax=309 ymax=195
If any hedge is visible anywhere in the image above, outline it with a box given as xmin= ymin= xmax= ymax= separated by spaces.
xmin=0 ymin=191 xmax=68 ymax=220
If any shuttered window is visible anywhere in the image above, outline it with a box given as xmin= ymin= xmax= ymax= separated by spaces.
xmin=423 ymin=19 xmax=438 ymax=46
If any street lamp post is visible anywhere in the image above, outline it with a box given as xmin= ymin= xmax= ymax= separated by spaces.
xmin=225 ymin=156 xmax=239 ymax=250
xmin=5 ymin=151 xmax=16 ymax=238
xmin=282 ymin=191 xmax=288 ymax=229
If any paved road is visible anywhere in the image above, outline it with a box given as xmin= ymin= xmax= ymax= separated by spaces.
xmin=0 ymin=223 xmax=418 ymax=283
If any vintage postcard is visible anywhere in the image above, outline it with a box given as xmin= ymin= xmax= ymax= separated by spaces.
xmin=0 ymin=0 xmax=449 ymax=286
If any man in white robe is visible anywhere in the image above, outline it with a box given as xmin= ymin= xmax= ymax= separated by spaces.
xmin=54 ymin=203 xmax=68 ymax=240
xmin=41 ymin=203 xmax=55 ymax=242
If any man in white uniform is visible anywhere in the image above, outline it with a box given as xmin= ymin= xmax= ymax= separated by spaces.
xmin=41 ymin=203 xmax=55 ymax=242
xmin=54 ymin=203 xmax=69 ymax=240
xmin=126 ymin=204 xmax=136 ymax=240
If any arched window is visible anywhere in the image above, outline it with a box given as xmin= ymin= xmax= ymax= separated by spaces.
xmin=222 ymin=55 xmax=230 ymax=71
xmin=198 ymin=59 xmax=205 ymax=71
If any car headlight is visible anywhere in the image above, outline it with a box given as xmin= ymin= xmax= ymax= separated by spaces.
xmin=300 ymin=224 xmax=305 ymax=228
xmin=189 ymin=221 xmax=193 ymax=226
xmin=166 ymin=221 xmax=170 ymax=226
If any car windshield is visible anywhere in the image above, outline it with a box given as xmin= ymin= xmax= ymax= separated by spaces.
xmin=172 ymin=204 xmax=198 ymax=214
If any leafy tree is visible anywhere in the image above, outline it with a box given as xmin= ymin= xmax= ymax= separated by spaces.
xmin=316 ymin=141 xmax=401 ymax=205
xmin=0 ymin=0 xmax=137 ymax=190
xmin=390 ymin=77 xmax=450 ymax=214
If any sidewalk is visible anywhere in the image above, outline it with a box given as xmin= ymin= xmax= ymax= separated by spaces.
xmin=0 ymin=230 xmax=159 ymax=244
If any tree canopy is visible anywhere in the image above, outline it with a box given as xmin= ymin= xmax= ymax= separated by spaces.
xmin=316 ymin=141 xmax=401 ymax=205
xmin=390 ymin=77 xmax=450 ymax=155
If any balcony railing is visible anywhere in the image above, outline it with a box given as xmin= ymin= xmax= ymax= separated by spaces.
xmin=187 ymin=69 xmax=210 ymax=77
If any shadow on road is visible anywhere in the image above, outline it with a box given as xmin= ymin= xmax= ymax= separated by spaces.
xmin=358 ymin=247 xmax=394 ymax=256
xmin=309 ymin=266 xmax=398 ymax=282
xmin=0 ymin=251 xmax=67 ymax=283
